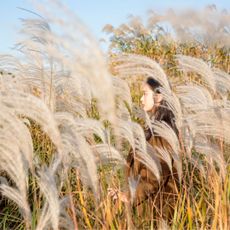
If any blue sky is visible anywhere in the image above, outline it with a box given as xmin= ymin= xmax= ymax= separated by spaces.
xmin=0 ymin=0 xmax=229 ymax=54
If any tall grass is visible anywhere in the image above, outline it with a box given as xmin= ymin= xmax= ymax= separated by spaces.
xmin=0 ymin=1 xmax=229 ymax=229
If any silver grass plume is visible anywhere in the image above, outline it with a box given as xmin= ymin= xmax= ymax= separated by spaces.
xmin=189 ymin=156 xmax=206 ymax=178
xmin=113 ymin=53 xmax=171 ymax=91
xmin=0 ymin=185 xmax=31 ymax=227
xmin=176 ymin=84 xmax=213 ymax=113
xmin=152 ymin=121 xmax=181 ymax=158
xmin=147 ymin=6 xmax=230 ymax=47
xmin=55 ymin=113 xmax=99 ymax=197
xmin=185 ymin=107 xmax=230 ymax=145
xmin=176 ymin=55 xmax=216 ymax=92
xmin=55 ymin=112 xmax=107 ymax=143
xmin=0 ymin=105 xmax=33 ymax=170
xmin=194 ymin=139 xmax=226 ymax=179
xmin=15 ymin=19 xmax=91 ymax=114
xmin=91 ymin=144 xmax=125 ymax=164
xmin=35 ymin=167 xmax=60 ymax=230
xmin=0 ymin=90 xmax=62 ymax=152
xmin=112 ymin=77 xmax=132 ymax=120
xmin=30 ymin=0 xmax=116 ymax=122
xmin=152 ymin=121 xmax=182 ymax=181
xmin=155 ymin=147 xmax=173 ymax=174
xmin=55 ymin=76 xmax=92 ymax=117
xmin=212 ymin=68 xmax=230 ymax=100
xmin=160 ymin=87 xmax=183 ymax=129
xmin=12 ymin=8 xmax=116 ymax=124
xmin=0 ymin=106 xmax=31 ymax=226
xmin=128 ymin=174 xmax=141 ymax=204
xmin=113 ymin=119 xmax=161 ymax=182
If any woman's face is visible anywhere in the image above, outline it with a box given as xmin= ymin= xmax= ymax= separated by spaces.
xmin=140 ymin=83 xmax=163 ymax=111
xmin=140 ymin=83 xmax=154 ymax=111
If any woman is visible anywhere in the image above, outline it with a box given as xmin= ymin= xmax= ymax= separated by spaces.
xmin=126 ymin=77 xmax=179 ymax=218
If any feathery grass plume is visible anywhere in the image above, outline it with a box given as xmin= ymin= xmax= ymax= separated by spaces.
xmin=16 ymin=28 xmax=71 ymax=113
xmin=55 ymin=113 xmax=99 ymax=196
xmin=175 ymin=84 xmax=213 ymax=113
xmin=15 ymin=18 xmax=60 ymax=111
xmin=0 ymin=146 xmax=31 ymax=225
xmin=176 ymin=55 xmax=216 ymax=92
xmin=219 ymin=107 xmax=230 ymax=142
xmin=147 ymin=6 xmax=230 ymax=47
xmin=91 ymin=144 xmax=125 ymax=164
xmin=194 ymin=141 xmax=226 ymax=179
xmin=184 ymin=104 xmax=230 ymax=176
xmin=152 ymin=121 xmax=180 ymax=158
xmin=102 ymin=24 xmax=114 ymax=34
xmin=55 ymin=112 xmax=107 ymax=143
xmin=16 ymin=35 xmax=91 ymax=116
xmin=113 ymin=53 xmax=171 ymax=91
xmin=212 ymin=68 xmax=230 ymax=100
xmin=160 ymin=87 xmax=183 ymax=128
xmin=56 ymin=94 xmax=88 ymax=118
xmin=132 ymin=105 xmax=154 ymax=141
xmin=72 ymin=118 xmax=107 ymax=143
xmin=55 ymin=76 xmax=92 ymax=117
xmin=113 ymin=119 xmax=161 ymax=181
xmin=113 ymin=119 xmax=147 ymax=154
xmin=116 ymin=101 xmax=132 ymax=121
xmin=155 ymin=147 xmax=173 ymax=173
xmin=189 ymin=155 xmax=206 ymax=178
xmin=146 ymin=142 xmax=162 ymax=171
xmin=0 ymin=56 xmax=30 ymax=98
xmin=0 ymin=105 xmax=33 ymax=170
xmin=112 ymin=77 xmax=132 ymax=110
xmin=181 ymin=123 xmax=193 ymax=157
xmin=14 ymin=8 xmax=116 ymax=121
xmin=105 ymin=12 xmax=156 ymax=41
xmin=0 ymin=185 xmax=31 ymax=228
xmin=35 ymin=167 xmax=60 ymax=230
xmin=186 ymin=107 xmax=230 ymax=144
xmin=0 ymin=72 xmax=24 ymax=93
xmin=62 ymin=133 xmax=99 ymax=197
xmin=0 ymin=108 xmax=31 ymax=227
xmin=0 ymin=90 xmax=62 ymax=152
xmin=35 ymin=203 xmax=52 ymax=230
xmin=0 ymin=55 xmax=25 ymax=76
xmin=55 ymin=196 xmax=77 ymax=230
xmin=128 ymin=174 xmax=141 ymax=204
xmin=128 ymin=15 xmax=150 ymax=36
xmin=135 ymin=152 xmax=161 ymax=183
xmin=152 ymin=121 xmax=182 ymax=181
xmin=30 ymin=0 xmax=116 ymax=122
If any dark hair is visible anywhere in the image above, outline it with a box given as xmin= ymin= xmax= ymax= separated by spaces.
xmin=146 ymin=77 xmax=162 ymax=93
